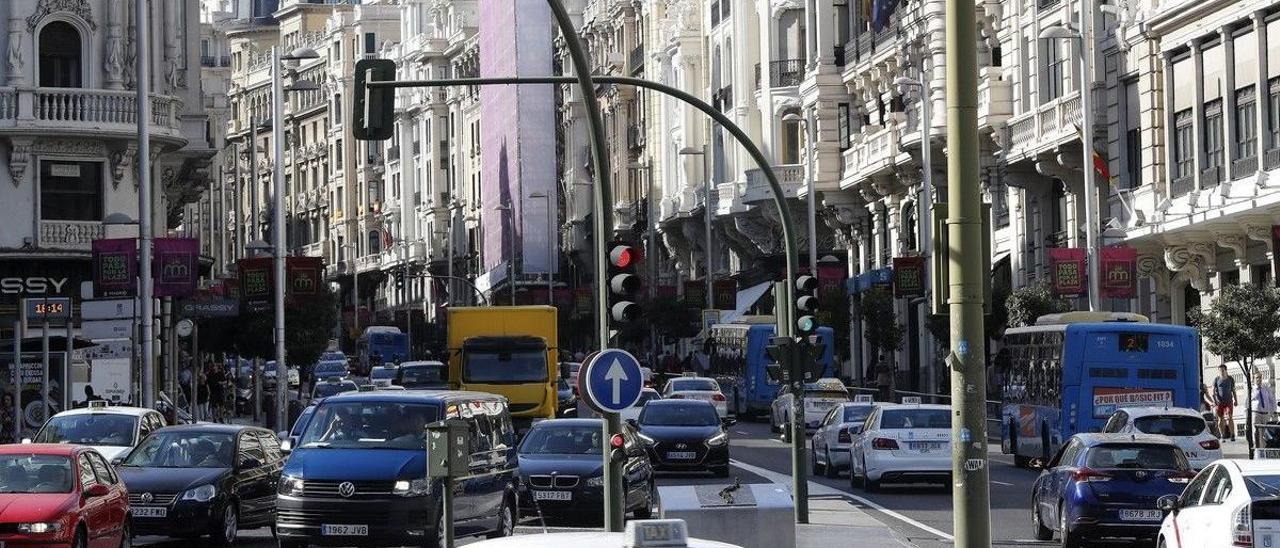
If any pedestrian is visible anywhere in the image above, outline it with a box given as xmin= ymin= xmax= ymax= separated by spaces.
xmin=875 ymin=358 xmax=892 ymax=402
xmin=1253 ymin=370 xmax=1277 ymax=425
xmin=206 ymin=361 xmax=226 ymax=423
xmin=1201 ymin=383 xmax=1214 ymax=412
xmin=1214 ymin=364 xmax=1238 ymax=441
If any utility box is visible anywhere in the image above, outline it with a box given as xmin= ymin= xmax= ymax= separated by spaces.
xmin=657 ymin=484 xmax=795 ymax=548
xmin=426 ymin=419 xmax=468 ymax=479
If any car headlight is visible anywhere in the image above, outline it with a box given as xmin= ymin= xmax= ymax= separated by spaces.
xmin=17 ymin=522 xmax=62 ymax=534
xmin=586 ymin=476 xmax=605 ymax=487
xmin=706 ymin=433 xmax=729 ymax=447
xmin=180 ymin=484 xmax=217 ymax=503
xmin=278 ymin=475 xmax=304 ymax=496
xmin=393 ymin=478 xmax=431 ymax=497
xmin=637 ymin=433 xmax=656 ymax=446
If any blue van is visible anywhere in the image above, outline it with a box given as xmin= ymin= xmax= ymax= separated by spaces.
xmin=275 ymin=390 xmax=518 ymax=547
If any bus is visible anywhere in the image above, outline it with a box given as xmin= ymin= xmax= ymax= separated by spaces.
xmin=356 ymin=326 xmax=409 ymax=376
xmin=707 ymin=317 xmax=836 ymax=418
xmin=1000 ymin=312 xmax=1201 ymax=467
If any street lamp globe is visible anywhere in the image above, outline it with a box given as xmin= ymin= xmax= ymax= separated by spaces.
xmin=1038 ymin=25 xmax=1080 ymax=40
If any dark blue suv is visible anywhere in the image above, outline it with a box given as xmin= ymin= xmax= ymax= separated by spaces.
xmin=275 ymin=390 xmax=518 ymax=547
xmin=1030 ymin=433 xmax=1195 ymax=547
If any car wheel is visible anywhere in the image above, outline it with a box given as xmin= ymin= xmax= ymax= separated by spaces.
xmin=209 ymin=503 xmax=238 ymax=546
xmin=850 ymin=456 xmax=864 ymax=488
xmin=634 ymin=482 xmax=655 ymax=519
xmin=1059 ymin=502 xmax=1080 ymax=548
xmin=1031 ymin=498 xmax=1052 ymax=541
xmin=72 ymin=527 xmax=87 ymax=548
xmin=823 ymin=449 xmax=839 ymax=479
xmin=486 ymin=495 xmax=516 ymax=539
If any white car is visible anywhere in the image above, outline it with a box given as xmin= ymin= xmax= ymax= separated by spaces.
xmin=1102 ymin=406 xmax=1222 ymax=469
xmin=849 ymin=403 xmax=952 ymax=492
xmin=811 ymin=401 xmax=878 ymax=478
xmin=770 ymin=378 xmax=850 ymax=439
xmin=263 ymin=361 xmax=301 ymax=387
xmin=1156 ymin=459 xmax=1280 ymax=548
xmin=621 ymin=388 xmax=662 ymax=423
xmin=28 ymin=403 xmax=168 ymax=462
xmin=662 ymin=377 xmax=727 ymax=418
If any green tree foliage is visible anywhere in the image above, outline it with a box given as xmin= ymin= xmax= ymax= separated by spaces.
xmin=1005 ymin=280 xmax=1073 ymax=328
xmin=1191 ymin=283 xmax=1280 ymax=457
xmin=198 ymin=286 xmax=338 ymax=369
xmin=860 ymin=286 xmax=903 ymax=374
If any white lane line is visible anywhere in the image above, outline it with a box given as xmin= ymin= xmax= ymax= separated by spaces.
xmin=729 ymin=458 xmax=955 ymax=541
xmin=769 ymin=438 xmax=785 ymax=444
xmin=992 ymin=480 xmax=1014 ymax=486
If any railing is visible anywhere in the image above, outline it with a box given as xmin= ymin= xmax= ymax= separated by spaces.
xmin=387 ymin=145 xmax=400 ymax=162
xmin=710 ymin=0 xmax=721 ymax=27
xmin=626 ymin=124 xmax=645 ymax=150
xmin=39 ymin=220 xmax=104 ymax=251
xmin=1266 ymin=148 xmax=1280 ymax=170
xmin=0 ymin=88 xmax=180 ymax=133
xmin=743 ymin=164 xmax=803 ymax=204
xmin=1201 ymin=165 xmax=1223 ymax=189
xmin=1038 ymin=0 xmax=1061 ymax=7
xmin=756 ymin=59 xmax=805 ymax=89
xmin=1170 ymin=174 xmax=1196 ymax=197
xmin=1232 ymin=156 xmax=1258 ymax=180
xmin=843 ymin=125 xmax=900 ymax=180
xmin=999 ymin=92 xmax=1089 ymax=161
xmin=629 ymin=44 xmax=645 ymax=73
xmin=834 ymin=44 xmax=846 ymax=67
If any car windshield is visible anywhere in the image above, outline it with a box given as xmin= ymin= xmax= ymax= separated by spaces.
xmin=671 ymin=379 xmax=718 ymax=392
xmin=122 ymin=432 xmax=236 ymax=468
xmin=639 ymin=403 xmax=719 ymax=426
xmin=519 ymin=425 xmax=603 ymax=455
xmin=1245 ymin=475 xmax=1280 ymax=498
xmin=1133 ymin=415 xmax=1206 ymax=437
xmin=464 ymin=350 xmax=547 ymax=383
xmin=843 ymin=406 xmax=873 ymax=423
xmin=298 ymin=402 xmax=440 ymax=450
xmin=34 ymin=414 xmax=137 ymax=446
xmin=313 ymin=381 xmax=357 ymax=398
xmin=0 ymin=455 xmax=73 ymax=494
xmin=314 ymin=363 xmax=346 ymax=377
xmin=371 ymin=368 xmax=397 ymax=380
xmin=320 ymin=352 xmax=345 ymax=361
xmin=401 ymin=365 xmax=446 ymax=385
xmin=1084 ymin=443 xmax=1187 ymax=470
xmin=291 ymin=407 xmax=316 ymax=437
xmin=878 ymin=409 xmax=950 ymax=429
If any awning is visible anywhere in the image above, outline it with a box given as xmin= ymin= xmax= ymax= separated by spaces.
xmin=718 ymin=281 xmax=773 ymax=325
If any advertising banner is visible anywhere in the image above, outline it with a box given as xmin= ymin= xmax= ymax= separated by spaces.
xmin=237 ymin=257 xmax=273 ymax=313
xmin=91 ymin=238 xmax=136 ymax=298
xmin=1 ymin=354 xmax=66 ymax=441
xmin=286 ymin=257 xmax=323 ymax=298
xmin=1092 ymin=387 xmax=1174 ymax=418
xmin=1049 ymin=248 xmax=1087 ymax=297
xmin=713 ymin=280 xmax=736 ymax=310
xmin=1101 ymin=246 xmax=1137 ymax=299
xmin=152 ymin=238 xmax=199 ymax=297
xmin=683 ymin=281 xmax=707 ymax=310
xmin=892 ymin=257 xmax=926 ymax=298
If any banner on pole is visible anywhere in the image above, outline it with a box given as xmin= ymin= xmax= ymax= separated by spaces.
xmin=713 ymin=280 xmax=736 ymax=310
xmin=683 ymin=280 xmax=707 ymax=310
xmin=1049 ymin=248 xmax=1087 ymax=297
xmin=892 ymin=257 xmax=926 ymax=298
xmin=286 ymin=257 xmax=323 ymax=298
xmin=92 ymin=238 xmax=137 ymax=298
xmin=1100 ymin=246 xmax=1137 ymax=299
xmin=237 ymin=257 xmax=272 ymax=313
xmin=152 ymin=238 xmax=199 ymax=297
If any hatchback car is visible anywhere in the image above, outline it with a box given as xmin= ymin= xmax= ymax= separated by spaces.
xmin=118 ymin=423 xmax=285 ymax=544
xmin=313 ymin=361 xmax=350 ymax=381
xmin=850 ymin=403 xmax=952 ymax=491
xmin=1031 ymin=433 xmax=1195 ymax=547
xmin=30 ymin=404 xmax=168 ymax=462
xmin=0 ymin=444 xmax=130 ymax=548
xmin=1102 ymin=406 xmax=1222 ymax=469
xmin=516 ymin=419 xmax=654 ymax=522
xmin=771 ymin=378 xmax=850 ymax=440
xmin=812 ymin=402 xmax=877 ymax=478
xmin=631 ymin=400 xmax=732 ymax=477
xmin=1156 ymin=459 xmax=1280 ymax=548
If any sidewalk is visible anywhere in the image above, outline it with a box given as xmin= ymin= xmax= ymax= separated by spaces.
xmin=799 ymin=496 xmax=915 ymax=548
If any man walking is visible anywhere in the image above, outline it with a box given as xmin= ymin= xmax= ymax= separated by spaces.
xmin=1215 ymin=365 xmax=1238 ymax=442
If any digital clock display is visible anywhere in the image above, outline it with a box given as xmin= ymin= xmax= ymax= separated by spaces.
xmin=23 ymin=297 xmax=72 ymax=322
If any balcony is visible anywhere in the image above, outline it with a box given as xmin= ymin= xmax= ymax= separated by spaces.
xmin=1232 ymin=156 xmax=1258 ymax=180
xmin=1201 ymin=165 xmax=1223 ymax=189
xmin=842 ymin=125 xmax=901 ymax=183
xmin=387 ymin=145 xmax=401 ymax=162
xmin=1170 ymin=174 xmax=1196 ymax=197
xmin=713 ymin=85 xmax=733 ymax=112
xmin=743 ymin=164 xmax=803 ymax=204
xmin=0 ymin=87 xmax=183 ymax=141
xmin=977 ymin=67 xmax=1013 ymax=129
xmin=626 ymin=124 xmax=645 ymax=150
xmin=1266 ymin=148 xmax=1280 ymax=170
xmin=629 ymin=44 xmax=644 ymax=74
xmin=755 ymin=59 xmax=805 ymax=89
xmin=39 ymin=220 xmax=105 ymax=251
xmin=1000 ymin=92 xmax=1100 ymax=164
xmin=201 ymin=55 xmax=231 ymax=68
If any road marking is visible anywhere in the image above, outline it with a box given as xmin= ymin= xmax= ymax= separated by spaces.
xmin=730 ymin=458 xmax=955 ymax=541
xmin=769 ymin=438 xmax=785 ymax=444
xmin=992 ymin=480 xmax=1014 ymax=486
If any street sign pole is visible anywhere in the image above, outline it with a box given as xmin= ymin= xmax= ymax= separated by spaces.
xmin=579 ymin=349 xmax=645 ymax=529
xmin=12 ymin=319 xmax=21 ymax=440
xmin=41 ymin=320 xmax=49 ymax=423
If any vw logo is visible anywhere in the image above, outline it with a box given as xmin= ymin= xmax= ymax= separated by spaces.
xmin=337 ymin=482 xmax=356 ymax=498
xmin=140 ymin=493 xmax=153 ymax=504
xmin=1135 ymin=471 xmax=1148 ymax=480
xmin=675 ymin=443 xmax=687 ymax=450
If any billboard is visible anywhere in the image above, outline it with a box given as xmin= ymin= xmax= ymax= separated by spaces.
xmin=1092 ymin=387 xmax=1174 ymax=418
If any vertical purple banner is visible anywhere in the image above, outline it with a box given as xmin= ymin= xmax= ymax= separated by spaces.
xmin=153 ymin=238 xmax=199 ymax=297
xmin=92 ymin=238 xmax=137 ymax=298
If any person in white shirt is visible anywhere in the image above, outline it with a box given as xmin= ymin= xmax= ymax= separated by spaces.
xmin=1253 ymin=370 xmax=1277 ymax=424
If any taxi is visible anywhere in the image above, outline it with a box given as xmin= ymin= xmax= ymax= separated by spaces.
xmin=770 ymin=378 xmax=850 ymax=439
xmin=849 ymin=400 xmax=952 ymax=492
xmin=466 ymin=519 xmax=742 ymax=548
xmin=662 ymin=375 xmax=728 ymax=418
xmin=27 ymin=401 xmax=167 ymax=462
xmin=811 ymin=395 xmax=878 ymax=478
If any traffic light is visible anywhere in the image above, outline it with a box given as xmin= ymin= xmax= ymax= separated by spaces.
xmin=794 ymin=275 xmax=819 ymax=336
xmin=608 ymin=242 xmax=641 ymax=323
xmin=608 ymin=433 xmax=627 ymax=464
xmin=765 ymin=336 xmax=793 ymax=384
xmin=394 ymin=268 xmax=406 ymax=290
xmin=353 ymin=59 xmax=395 ymax=141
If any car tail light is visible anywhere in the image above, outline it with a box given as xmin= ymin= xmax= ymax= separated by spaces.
xmin=1201 ymin=439 xmax=1221 ymax=450
xmin=712 ymin=394 xmax=726 ymax=402
xmin=1072 ymin=468 xmax=1113 ymax=482
xmin=1167 ymin=471 xmax=1195 ymax=484
xmin=838 ymin=429 xmax=852 ymax=444
xmin=871 ymin=437 xmax=899 ymax=450
xmin=1233 ymin=503 xmax=1252 ymax=546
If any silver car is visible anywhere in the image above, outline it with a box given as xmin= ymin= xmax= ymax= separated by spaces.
xmin=811 ymin=402 xmax=878 ymax=478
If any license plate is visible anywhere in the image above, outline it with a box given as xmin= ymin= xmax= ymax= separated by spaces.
xmin=533 ymin=490 xmax=572 ymax=501
xmin=666 ymin=451 xmax=697 ymax=460
xmin=1119 ymin=509 xmax=1163 ymax=521
xmin=321 ymin=524 xmax=369 ymax=536
xmin=911 ymin=442 xmax=944 ymax=452
xmin=132 ymin=507 xmax=166 ymax=518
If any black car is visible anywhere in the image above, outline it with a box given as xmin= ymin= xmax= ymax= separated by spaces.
xmin=394 ymin=361 xmax=449 ymax=390
xmin=516 ymin=419 xmax=654 ymax=522
xmin=117 ymin=423 xmax=285 ymax=544
xmin=631 ymin=399 xmax=732 ymax=476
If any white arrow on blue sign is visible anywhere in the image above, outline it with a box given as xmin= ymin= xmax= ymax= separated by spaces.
xmin=580 ymin=348 xmax=644 ymax=413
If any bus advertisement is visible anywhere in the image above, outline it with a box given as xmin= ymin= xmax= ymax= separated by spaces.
xmin=707 ymin=318 xmax=836 ymax=418
xmin=1000 ymin=316 xmax=1200 ymax=466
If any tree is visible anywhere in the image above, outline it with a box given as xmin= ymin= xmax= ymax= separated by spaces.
xmin=1192 ymin=283 xmax=1280 ymax=458
xmin=859 ymin=286 xmax=903 ymax=379
xmin=203 ymin=287 xmax=339 ymax=369
xmin=1005 ymin=280 xmax=1073 ymax=328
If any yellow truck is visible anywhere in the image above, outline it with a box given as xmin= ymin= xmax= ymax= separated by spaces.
xmin=446 ymin=306 xmax=558 ymax=425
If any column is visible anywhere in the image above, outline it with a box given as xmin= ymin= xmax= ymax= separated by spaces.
xmin=6 ymin=14 xmax=25 ymax=86
xmin=1256 ymin=11 xmax=1270 ymax=166
xmin=397 ymin=117 xmax=416 ymax=252
xmin=814 ymin=0 xmax=836 ymax=67
xmin=1192 ymin=41 xmax=1205 ymax=191
xmin=1163 ymin=51 xmax=1178 ymax=199
xmin=1222 ymin=28 xmax=1237 ymax=182
xmin=105 ymin=0 xmax=125 ymax=90
xmin=805 ymin=0 xmax=818 ymax=68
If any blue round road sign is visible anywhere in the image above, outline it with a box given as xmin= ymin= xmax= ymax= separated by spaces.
xmin=579 ymin=349 xmax=644 ymax=413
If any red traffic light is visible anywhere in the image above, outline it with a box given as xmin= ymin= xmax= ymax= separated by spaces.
xmin=610 ymin=245 xmax=639 ymax=269
xmin=610 ymin=434 xmax=625 ymax=449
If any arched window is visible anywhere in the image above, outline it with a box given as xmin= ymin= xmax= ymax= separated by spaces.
xmin=368 ymin=230 xmax=380 ymax=255
xmin=39 ymin=21 xmax=82 ymax=88
xmin=781 ymin=108 xmax=802 ymax=164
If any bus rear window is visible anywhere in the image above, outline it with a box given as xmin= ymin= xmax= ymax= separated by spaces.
xmin=1133 ymin=415 xmax=1206 ymax=437
xmin=1118 ymin=333 xmax=1148 ymax=352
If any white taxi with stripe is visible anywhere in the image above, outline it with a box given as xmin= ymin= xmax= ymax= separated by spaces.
xmin=662 ymin=376 xmax=728 ymax=418
xmin=849 ymin=402 xmax=953 ymax=492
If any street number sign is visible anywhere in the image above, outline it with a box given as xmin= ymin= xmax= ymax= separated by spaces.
xmin=579 ymin=348 xmax=644 ymax=413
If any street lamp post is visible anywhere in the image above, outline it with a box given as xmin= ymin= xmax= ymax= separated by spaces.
xmin=678 ymin=147 xmax=713 ymax=310
xmin=494 ymin=203 xmax=516 ymax=306
xmin=1042 ymin=9 xmax=1101 ymax=311
xmin=133 ymin=0 xmax=156 ymax=409
xmin=528 ymin=192 xmax=555 ymax=303
xmin=783 ymin=113 xmax=819 ymax=275
xmin=894 ymin=72 xmax=936 ymax=392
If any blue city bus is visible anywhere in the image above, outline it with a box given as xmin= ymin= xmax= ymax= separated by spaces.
xmin=708 ymin=318 xmax=836 ymax=418
xmin=356 ymin=326 xmax=409 ymax=376
xmin=1000 ymin=313 xmax=1201 ymax=467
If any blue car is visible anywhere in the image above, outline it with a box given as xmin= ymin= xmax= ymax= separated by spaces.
xmin=1031 ymin=433 xmax=1195 ymax=547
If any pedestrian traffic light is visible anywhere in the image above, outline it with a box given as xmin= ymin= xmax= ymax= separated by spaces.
xmin=795 ymin=275 xmax=819 ymax=336
xmin=608 ymin=242 xmax=641 ymax=323
xmin=353 ymin=59 xmax=395 ymax=141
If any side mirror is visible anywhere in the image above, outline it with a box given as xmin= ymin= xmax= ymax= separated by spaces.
xmin=110 ymin=456 xmax=124 ymax=466
xmin=1028 ymin=458 xmax=1047 ymax=470
xmin=85 ymin=484 xmax=110 ymax=498
xmin=20 ymin=438 xmax=31 ymax=444
xmin=1157 ymin=494 xmax=1179 ymax=514
xmin=280 ymin=438 xmax=295 ymax=453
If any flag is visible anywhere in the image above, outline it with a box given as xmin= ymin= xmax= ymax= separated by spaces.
xmin=92 ymin=238 xmax=137 ymax=298
xmin=871 ymin=0 xmax=901 ymax=33
xmin=1074 ymin=123 xmax=1111 ymax=182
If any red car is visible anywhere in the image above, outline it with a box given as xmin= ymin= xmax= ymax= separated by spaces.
xmin=0 ymin=444 xmax=130 ymax=548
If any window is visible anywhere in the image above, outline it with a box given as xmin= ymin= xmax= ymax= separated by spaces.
xmin=1125 ymin=129 xmax=1141 ymax=187
xmin=39 ymin=21 xmax=82 ymax=87
xmin=838 ymin=103 xmax=851 ymax=150
xmin=1204 ymin=99 xmax=1225 ymax=171
xmin=86 ymin=452 xmax=116 ymax=485
xmin=333 ymin=93 xmax=342 ymax=124
xmin=1174 ymin=109 xmax=1195 ymax=180
xmin=256 ymin=433 xmax=283 ymax=462
xmin=237 ymin=432 xmax=265 ymax=466
xmin=1270 ymin=78 xmax=1280 ymax=151
xmin=1237 ymin=88 xmax=1258 ymax=162
xmin=1041 ymin=39 xmax=1065 ymax=102
xmin=1181 ymin=465 xmax=1215 ymax=507
xmin=40 ymin=161 xmax=103 ymax=221
xmin=781 ymin=111 xmax=802 ymax=164
xmin=364 ymin=32 xmax=377 ymax=55
xmin=76 ymin=454 xmax=96 ymax=489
